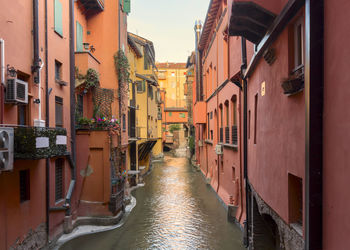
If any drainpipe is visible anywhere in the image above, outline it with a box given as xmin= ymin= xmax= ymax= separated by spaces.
xmin=194 ymin=20 xmax=202 ymax=102
xmin=241 ymin=37 xmax=250 ymax=248
xmin=0 ymin=39 xmax=5 ymax=124
xmin=67 ymin=0 xmax=76 ymax=216
xmin=45 ymin=0 xmax=50 ymax=240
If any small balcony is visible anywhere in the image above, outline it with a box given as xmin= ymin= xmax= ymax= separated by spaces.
xmin=14 ymin=127 xmax=68 ymax=159
xmin=75 ymin=51 xmax=100 ymax=77
xmin=79 ymin=0 xmax=104 ymax=13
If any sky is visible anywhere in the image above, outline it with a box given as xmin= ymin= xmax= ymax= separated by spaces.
xmin=127 ymin=0 xmax=210 ymax=63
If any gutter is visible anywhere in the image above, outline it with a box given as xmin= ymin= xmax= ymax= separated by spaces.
xmin=44 ymin=0 xmax=50 ymax=241
xmin=67 ymin=0 xmax=76 ymax=216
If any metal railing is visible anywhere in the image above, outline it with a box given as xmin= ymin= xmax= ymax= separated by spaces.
xmin=232 ymin=125 xmax=238 ymax=145
xmin=225 ymin=127 xmax=230 ymax=144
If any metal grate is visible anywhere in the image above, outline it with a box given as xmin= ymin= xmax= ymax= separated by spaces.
xmin=17 ymin=82 xmax=26 ymax=100
xmin=232 ymin=125 xmax=238 ymax=145
xmin=55 ymin=159 xmax=64 ymax=202
xmin=225 ymin=127 xmax=230 ymax=143
xmin=220 ymin=127 xmax=223 ymax=143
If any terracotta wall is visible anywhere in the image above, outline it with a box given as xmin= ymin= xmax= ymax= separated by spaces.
xmin=323 ymin=0 xmax=350 ymax=248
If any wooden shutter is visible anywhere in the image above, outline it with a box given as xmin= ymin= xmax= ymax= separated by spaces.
xmin=54 ymin=0 xmax=63 ymax=36
xmin=76 ymin=21 xmax=83 ymax=52
xmin=124 ymin=0 xmax=131 ymax=13
xmin=55 ymin=96 xmax=63 ymax=127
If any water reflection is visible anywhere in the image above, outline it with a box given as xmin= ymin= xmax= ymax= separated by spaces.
xmin=60 ymin=155 xmax=244 ymax=250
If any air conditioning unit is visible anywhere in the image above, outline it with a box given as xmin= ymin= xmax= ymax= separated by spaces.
xmin=0 ymin=128 xmax=14 ymax=172
xmin=215 ymin=144 xmax=223 ymax=155
xmin=5 ymin=78 xmax=28 ymax=104
xmin=198 ymin=140 xmax=203 ymax=147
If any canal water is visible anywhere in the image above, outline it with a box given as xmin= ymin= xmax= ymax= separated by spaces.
xmin=60 ymin=155 xmax=244 ymax=250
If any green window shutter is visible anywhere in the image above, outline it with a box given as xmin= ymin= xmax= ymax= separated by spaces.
xmin=54 ymin=0 xmax=63 ymax=36
xmin=180 ymin=113 xmax=185 ymax=118
xmin=76 ymin=21 xmax=83 ymax=52
xmin=124 ymin=0 xmax=131 ymax=14
xmin=142 ymin=80 xmax=145 ymax=92
xmin=169 ymin=112 xmax=172 ymax=117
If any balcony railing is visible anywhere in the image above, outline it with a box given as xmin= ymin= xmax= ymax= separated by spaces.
xmin=225 ymin=127 xmax=230 ymax=144
xmin=232 ymin=125 xmax=238 ymax=146
xmin=79 ymin=0 xmax=104 ymax=12
xmin=109 ymin=178 xmax=124 ymax=214
xmin=220 ymin=127 xmax=223 ymax=143
xmin=14 ymin=127 xmax=67 ymax=159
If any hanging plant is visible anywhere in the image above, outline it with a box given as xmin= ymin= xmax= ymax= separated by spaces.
xmin=75 ymin=67 xmax=100 ymax=93
xmin=114 ymin=50 xmax=130 ymax=84
xmin=85 ymin=68 xmax=100 ymax=90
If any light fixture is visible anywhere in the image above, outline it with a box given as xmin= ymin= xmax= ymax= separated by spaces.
xmin=83 ymin=42 xmax=90 ymax=51
xmin=7 ymin=64 xmax=17 ymax=77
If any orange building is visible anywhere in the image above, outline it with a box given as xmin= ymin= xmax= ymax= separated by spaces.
xmin=0 ymin=0 xmax=73 ymax=248
xmin=73 ymin=0 xmax=129 ymax=222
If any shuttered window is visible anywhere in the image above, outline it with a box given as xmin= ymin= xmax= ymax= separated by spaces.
xmin=76 ymin=21 xmax=83 ymax=52
xmin=55 ymin=96 xmax=63 ymax=127
xmin=55 ymin=159 xmax=64 ymax=202
xmin=54 ymin=0 xmax=63 ymax=36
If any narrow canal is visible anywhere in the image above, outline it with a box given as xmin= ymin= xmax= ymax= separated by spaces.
xmin=60 ymin=155 xmax=244 ymax=250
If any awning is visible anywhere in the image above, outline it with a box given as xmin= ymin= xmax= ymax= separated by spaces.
xmin=138 ymin=139 xmax=157 ymax=161
xmin=229 ymin=1 xmax=276 ymax=44
xmin=136 ymin=73 xmax=158 ymax=86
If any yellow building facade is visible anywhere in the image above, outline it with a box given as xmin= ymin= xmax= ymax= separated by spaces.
xmin=127 ymin=33 xmax=162 ymax=182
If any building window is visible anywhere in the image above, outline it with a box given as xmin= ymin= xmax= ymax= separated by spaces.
xmin=18 ymin=104 xmax=29 ymax=126
xmin=231 ymin=167 xmax=236 ymax=182
xmin=136 ymin=80 xmax=145 ymax=92
xmin=179 ymin=113 xmax=185 ymax=118
xmin=207 ymin=113 xmax=210 ymax=139
xmin=231 ymin=96 xmax=237 ymax=145
xmin=288 ymin=174 xmax=303 ymax=228
xmin=54 ymin=0 xmax=63 ymax=36
xmin=254 ymin=94 xmax=258 ymax=144
xmin=76 ymin=21 xmax=83 ymax=52
xmin=55 ymin=159 xmax=64 ymax=202
xmin=55 ymin=60 xmax=62 ymax=81
xmin=20 ymin=169 xmax=30 ymax=202
xmin=122 ymin=114 xmax=126 ymax=131
xmin=148 ymin=85 xmax=153 ymax=99
xmin=55 ymin=96 xmax=63 ymax=127
xmin=293 ymin=16 xmax=304 ymax=70
xmin=248 ymin=110 xmax=251 ymax=140
xmin=77 ymin=94 xmax=83 ymax=118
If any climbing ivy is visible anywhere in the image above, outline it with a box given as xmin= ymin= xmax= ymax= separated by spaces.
xmin=114 ymin=50 xmax=130 ymax=84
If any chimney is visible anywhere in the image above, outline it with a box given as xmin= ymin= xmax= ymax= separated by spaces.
xmin=194 ymin=20 xmax=202 ymax=101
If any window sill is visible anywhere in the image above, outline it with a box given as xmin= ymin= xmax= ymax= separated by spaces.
xmin=220 ymin=143 xmax=238 ymax=151
xmin=204 ymin=140 xmax=213 ymax=145
xmin=54 ymin=30 xmax=63 ymax=38
xmin=290 ymin=223 xmax=303 ymax=236
xmin=56 ymin=79 xmax=67 ymax=86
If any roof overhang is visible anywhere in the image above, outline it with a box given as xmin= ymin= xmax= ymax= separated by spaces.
xmin=198 ymin=0 xmax=221 ymax=51
xmin=229 ymin=1 xmax=276 ymax=44
xmin=136 ymin=73 xmax=158 ymax=86
xmin=138 ymin=140 xmax=157 ymax=161
xmin=127 ymin=35 xmax=142 ymax=58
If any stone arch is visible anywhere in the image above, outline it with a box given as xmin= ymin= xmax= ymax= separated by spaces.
xmin=250 ymin=196 xmax=283 ymax=250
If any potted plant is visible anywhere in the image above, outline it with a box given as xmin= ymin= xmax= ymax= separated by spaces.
xmin=281 ymin=74 xmax=304 ymax=95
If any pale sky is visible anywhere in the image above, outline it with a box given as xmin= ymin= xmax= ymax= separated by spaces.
xmin=127 ymin=0 xmax=210 ymax=63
